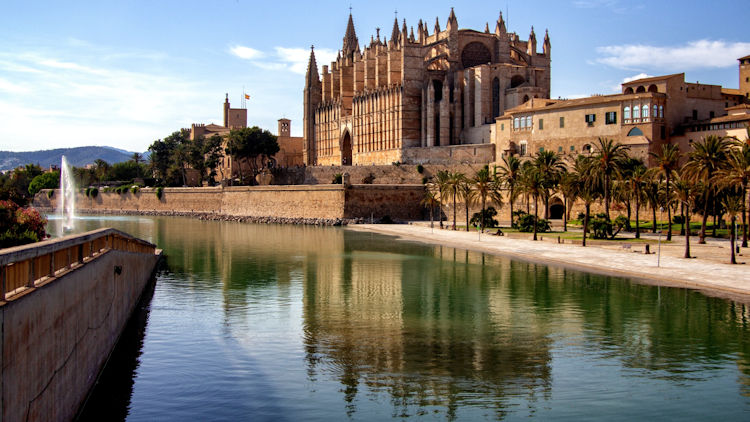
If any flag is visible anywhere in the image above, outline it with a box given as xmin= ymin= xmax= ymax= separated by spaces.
xmin=244 ymin=94 xmax=250 ymax=100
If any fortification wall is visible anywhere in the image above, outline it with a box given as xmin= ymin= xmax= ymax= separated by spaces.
xmin=35 ymin=185 xmax=424 ymax=223
xmin=1 ymin=234 xmax=160 ymax=421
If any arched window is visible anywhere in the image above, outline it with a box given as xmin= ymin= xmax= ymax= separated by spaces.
xmin=624 ymin=87 xmax=634 ymax=94
xmin=642 ymin=104 xmax=649 ymax=118
xmin=653 ymin=104 xmax=658 ymax=118
xmin=659 ymin=105 xmax=664 ymax=118
xmin=648 ymin=84 xmax=658 ymax=93
xmin=624 ymin=106 xmax=631 ymax=120
xmin=526 ymin=116 xmax=532 ymax=128
xmin=520 ymin=117 xmax=526 ymax=128
xmin=636 ymin=86 xmax=646 ymax=93
xmin=514 ymin=117 xmax=520 ymax=129
xmin=627 ymin=127 xmax=644 ymax=136
xmin=633 ymin=105 xmax=640 ymax=119
xmin=583 ymin=144 xmax=591 ymax=153
xmin=523 ymin=95 xmax=530 ymax=103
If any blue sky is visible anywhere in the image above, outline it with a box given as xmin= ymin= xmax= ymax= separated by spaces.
xmin=1 ymin=0 xmax=748 ymax=153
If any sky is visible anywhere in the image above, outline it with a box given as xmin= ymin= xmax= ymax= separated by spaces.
xmin=1 ymin=0 xmax=748 ymax=153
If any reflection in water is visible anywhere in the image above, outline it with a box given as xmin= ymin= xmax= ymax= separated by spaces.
xmin=49 ymin=216 xmax=750 ymax=420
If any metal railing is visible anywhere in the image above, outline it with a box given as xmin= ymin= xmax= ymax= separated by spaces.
xmin=0 ymin=228 xmax=156 ymax=301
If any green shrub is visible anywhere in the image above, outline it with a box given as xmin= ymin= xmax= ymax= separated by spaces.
xmin=590 ymin=213 xmax=612 ymax=239
xmin=512 ymin=210 xmax=528 ymax=228
xmin=155 ymin=187 xmax=164 ymax=199
xmin=470 ymin=207 xmax=499 ymax=229
xmin=332 ymin=173 xmax=343 ymax=184
xmin=577 ymin=212 xmax=586 ymax=221
xmin=47 ymin=190 xmax=54 ymax=199
xmin=416 ymin=164 xmax=424 ymax=174
xmin=0 ymin=200 xmax=47 ymax=248
xmin=28 ymin=171 xmax=60 ymax=196
xmin=89 ymin=187 xmax=98 ymax=198
xmin=422 ymin=177 xmax=429 ymax=185
xmin=130 ymin=185 xmax=139 ymax=194
xmin=673 ymin=215 xmax=684 ymax=225
xmin=517 ymin=213 xmax=551 ymax=233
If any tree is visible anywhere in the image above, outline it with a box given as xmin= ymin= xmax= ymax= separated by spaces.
xmin=723 ymin=192 xmax=743 ymax=264
xmin=716 ymin=142 xmax=750 ymax=247
xmin=226 ymin=126 xmax=280 ymax=184
xmin=521 ymin=167 xmax=546 ymax=241
xmin=627 ymin=163 xmax=648 ymax=239
xmin=572 ymin=154 xmax=599 ymax=247
xmin=0 ymin=164 xmax=43 ymax=206
xmin=204 ymin=134 xmax=225 ymax=185
xmin=459 ymin=178 xmax=474 ymax=231
xmin=684 ymin=135 xmax=731 ymax=244
xmin=131 ymin=152 xmax=143 ymax=165
xmin=0 ymin=199 xmax=47 ymax=248
xmin=673 ymin=173 xmax=697 ymax=258
xmin=445 ymin=171 xmax=466 ymax=230
xmin=472 ymin=167 xmax=503 ymax=233
xmin=591 ymin=137 xmax=629 ymax=220
xmin=421 ymin=189 xmax=439 ymax=229
xmin=532 ymin=150 xmax=566 ymax=219
xmin=434 ymin=170 xmax=451 ymax=229
xmin=28 ymin=171 xmax=60 ymax=196
xmin=497 ymin=155 xmax=521 ymax=226
xmin=649 ymin=143 xmax=681 ymax=241
xmin=618 ymin=157 xmax=646 ymax=231
xmin=558 ymin=171 xmax=578 ymax=232
xmin=93 ymin=159 xmax=110 ymax=182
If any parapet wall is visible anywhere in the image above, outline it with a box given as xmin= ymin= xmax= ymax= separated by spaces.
xmin=0 ymin=229 xmax=160 ymax=421
xmin=34 ymin=184 xmax=426 ymax=222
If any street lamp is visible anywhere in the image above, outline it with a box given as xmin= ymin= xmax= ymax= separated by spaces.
xmin=658 ymin=206 xmax=664 ymax=267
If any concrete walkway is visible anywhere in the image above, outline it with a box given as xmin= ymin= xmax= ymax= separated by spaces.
xmin=348 ymin=223 xmax=750 ymax=302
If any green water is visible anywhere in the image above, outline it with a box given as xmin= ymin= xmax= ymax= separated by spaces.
xmin=47 ymin=216 xmax=750 ymax=420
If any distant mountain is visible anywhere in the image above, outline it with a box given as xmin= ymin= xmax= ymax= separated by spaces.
xmin=0 ymin=146 xmax=145 ymax=171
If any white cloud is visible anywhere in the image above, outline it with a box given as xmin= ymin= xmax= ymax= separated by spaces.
xmin=229 ymin=45 xmax=265 ymax=60
xmin=274 ymin=46 xmax=337 ymax=75
xmin=595 ymin=40 xmax=750 ymax=71
xmin=0 ymin=47 xmax=216 ymax=151
xmin=609 ymin=73 xmax=653 ymax=91
xmin=572 ymin=0 xmax=617 ymax=8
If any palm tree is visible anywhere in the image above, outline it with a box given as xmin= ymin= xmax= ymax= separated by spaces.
xmin=628 ymin=163 xmax=648 ymax=239
xmin=459 ymin=177 xmax=475 ymax=232
xmin=643 ymin=173 xmax=661 ymax=234
xmin=131 ymin=152 xmax=143 ymax=164
xmin=684 ymin=135 xmax=731 ymax=244
xmin=572 ymin=154 xmax=598 ymax=247
xmin=532 ymin=150 xmax=566 ymax=219
xmin=446 ymin=171 xmax=466 ymax=230
xmin=472 ymin=167 xmax=503 ymax=233
xmin=497 ymin=155 xmax=521 ymax=227
xmin=649 ymin=143 xmax=681 ymax=241
xmin=521 ymin=167 xmax=546 ymax=241
xmin=723 ymin=192 xmax=743 ymax=264
xmin=591 ymin=137 xmax=630 ymax=220
xmin=421 ymin=189 xmax=440 ymax=229
xmin=434 ymin=170 xmax=451 ymax=229
xmin=558 ymin=171 xmax=578 ymax=232
xmin=673 ymin=173 xmax=697 ymax=258
xmin=716 ymin=143 xmax=750 ymax=247
xmin=619 ymin=158 xmax=646 ymax=231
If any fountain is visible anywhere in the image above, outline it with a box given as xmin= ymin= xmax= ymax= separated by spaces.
xmin=58 ymin=155 xmax=76 ymax=235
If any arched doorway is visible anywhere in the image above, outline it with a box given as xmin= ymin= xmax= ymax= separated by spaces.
xmin=341 ymin=131 xmax=352 ymax=165
xmin=549 ymin=198 xmax=565 ymax=219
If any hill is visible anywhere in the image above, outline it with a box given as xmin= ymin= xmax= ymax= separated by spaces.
xmin=0 ymin=147 xmax=143 ymax=171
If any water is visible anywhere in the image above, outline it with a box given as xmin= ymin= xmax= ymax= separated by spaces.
xmin=46 ymin=216 xmax=750 ymax=421
xmin=57 ymin=155 xmax=76 ymax=235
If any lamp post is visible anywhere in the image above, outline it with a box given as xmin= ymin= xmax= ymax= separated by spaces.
xmin=658 ymin=206 xmax=664 ymax=267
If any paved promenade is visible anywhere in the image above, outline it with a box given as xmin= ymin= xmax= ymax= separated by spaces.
xmin=349 ymin=224 xmax=750 ymax=302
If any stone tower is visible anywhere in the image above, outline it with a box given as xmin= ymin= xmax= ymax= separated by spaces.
xmin=740 ymin=55 xmax=750 ymax=101
xmin=303 ymin=46 xmax=322 ymax=165
xmin=278 ymin=118 xmax=291 ymax=137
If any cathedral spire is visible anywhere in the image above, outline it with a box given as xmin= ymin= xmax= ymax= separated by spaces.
xmin=495 ymin=11 xmax=506 ymax=35
xmin=342 ymin=13 xmax=359 ymax=59
xmin=447 ymin=7 xmax=458 ymax=31
xmin=434 ymin=16 xmax=441 ymax=34
xmin=528 ymin=26 xmax=537 ymax=55
xmin=390 ymin=15 xmax=400 ymax=45
xmin=305 ymin=45 xmax=319 ymax=88
xmin=543 ymin=29 xmax=551 ymax=56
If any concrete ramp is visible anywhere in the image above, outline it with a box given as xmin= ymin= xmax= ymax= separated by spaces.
xmin=0 ymin=228 xmax=161 ymax=422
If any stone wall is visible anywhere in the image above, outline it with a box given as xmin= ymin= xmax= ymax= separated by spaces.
xmin=302 ymin=163 xmax=489 ymax=185
xmin=1 ymin=236 xmax=160 ymax=421
xmin=34 ymin=184 xmax=427 ymax=223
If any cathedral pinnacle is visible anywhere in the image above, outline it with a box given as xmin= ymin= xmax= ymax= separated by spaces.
xmin=495 ymin=11 xmax=506 ymax=35
xmin=342 ymin=12 xmax=359 ymax=59
xmin=447 ymin=7 xmax=457 ymax=31
xmin=434 ymin=16 xmax=441 ymax=34
xmin=305 ymin=46 xmax=320 ymax=88
xmin=390 ymin=16 xmax=400 ymax=45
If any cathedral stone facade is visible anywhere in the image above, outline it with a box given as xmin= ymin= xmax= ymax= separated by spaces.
xmin=303 ymin=9 xmax=551 ymax=166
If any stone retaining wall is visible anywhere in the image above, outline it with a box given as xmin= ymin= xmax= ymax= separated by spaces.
xmin=34 ymin=184 xmax=426 ymax=223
